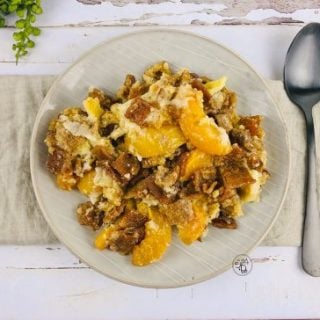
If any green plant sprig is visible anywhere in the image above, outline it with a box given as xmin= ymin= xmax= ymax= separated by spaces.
xmin=0 ymin=0 xmax=43 ymax=64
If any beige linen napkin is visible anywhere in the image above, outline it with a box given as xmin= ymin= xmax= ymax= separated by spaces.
xmin=0 ymin=76 xmax=57 ymax=244
xmin=0 ymin=76 xmax=310 ymax=245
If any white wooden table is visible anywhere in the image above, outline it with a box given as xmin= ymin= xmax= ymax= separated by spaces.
xmin=1 ymin=1 xmax=320 ymax=319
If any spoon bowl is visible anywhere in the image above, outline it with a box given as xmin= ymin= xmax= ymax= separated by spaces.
xmin=284 ymin=23 xmax=320 ymax=113
xmin=284 ymin=22 xmax=320 ymax=277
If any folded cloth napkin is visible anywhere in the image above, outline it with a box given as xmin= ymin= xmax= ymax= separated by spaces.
xmin=0 ymin=76 xmax=310 ymax=246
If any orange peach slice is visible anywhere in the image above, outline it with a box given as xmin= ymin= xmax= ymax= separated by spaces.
xmin=77 ymin=170 xmax=96 ymax=196
xmin=180 ymin=148 xmax=213 ymax=181
xmin=126 ymin=125 xmax=185 ymax=158
xmin=178 ymin=200 xmax=207 ymax=245
xmin=178 ymin=93 xmax=231 ymax=156
xmin=132 ymin=207 xmax=171 ymax=266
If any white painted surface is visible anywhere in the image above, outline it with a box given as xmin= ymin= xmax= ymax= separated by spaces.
xmin=3 ymin=0 xmax=319 ymax=26
xmin=1 ymin=245 xmax=320 ymax=320
xmin=1 ymin=0 xmax=320 ymax=318
xmin=1 ymin=26 xmax=300 ymax=79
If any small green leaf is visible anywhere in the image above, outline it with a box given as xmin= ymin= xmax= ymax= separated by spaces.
xmin=29 ymin=14 xmax=36 ymax=23
xmin=16 ymin=8 xmax=25 ymax=17
xmin=8 ymin=4 xmax=17 ymax=12
xmin=36 ymin=6 xmax=43 ymax=14
xmin=25 ymin=26 xmax=33 ymax=35
xmin=13 ymin=31 xmax=23 ymax=41
xmin=30 ymin=3 xmax=43 ymax=15
xmin=31 ymin=26 xmax=40 ymax=36
xmin=15 ymin=19 xmax=25 ymax=29
xmin=26 ymin=39 xmax=35 ymax=48
xmin=31 ymin=4 xmax=38 ymax=14
xmin=15 ymin=41 xmax=23 ymax=49
xmin=0 ymin=4 xmax=8 ymax=13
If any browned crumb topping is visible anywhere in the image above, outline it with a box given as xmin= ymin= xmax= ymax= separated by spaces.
xmin=45 ymin=61 xmax=269 ymax=265
xmin=125 ymin=97 xmax=152 ymax=127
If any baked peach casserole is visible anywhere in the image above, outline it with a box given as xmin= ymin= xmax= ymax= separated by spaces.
xmin=45 ymin=62 xmax=269 ymax=266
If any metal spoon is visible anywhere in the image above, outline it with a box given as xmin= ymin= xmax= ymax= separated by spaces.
xmin=284 ymin=22 xmax=320 ymax=277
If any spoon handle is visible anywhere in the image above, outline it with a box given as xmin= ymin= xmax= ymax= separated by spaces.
xmin=302 ymin=103 xmax=320 ymax=276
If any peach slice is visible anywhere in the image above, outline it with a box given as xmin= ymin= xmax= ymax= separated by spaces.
xmin=77 ymin=170 xmax=102 ymax=197
xmin=180 ymin=148 xmax=213 ymax=181
xmin=178 ymin=199 xmax=207 ymax=245
xmin=94 ymin=225 xmax=117 ymax=250
xmin=83 ymin=96 xmax=104 ymax=120
xmin=126 ymin=125 xmax=185 ymax=158
xmin=178 ymin=93 xmax=231 ymax=156
xmin=132 ymin=207 xmax=171 ymax=266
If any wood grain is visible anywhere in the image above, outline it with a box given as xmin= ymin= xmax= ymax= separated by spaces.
xmin=75 ymin=0 xmax=320 ymax=25
xmin=0 ymin=26 xmax=300 ymax=80
xmin=1 ymin=246 xmax=320 ymax=319
xmin=1 ymin=0 xmax=317 ymax=27
xmin=76 ymin=0 xmax=319 ymax=12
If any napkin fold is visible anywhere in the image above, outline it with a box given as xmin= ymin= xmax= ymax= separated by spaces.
xmin=0 ymin=76 xmax=312 ymax=246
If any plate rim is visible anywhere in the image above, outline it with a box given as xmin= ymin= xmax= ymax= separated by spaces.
xmin=30 ymin=28 xmax=291 ymax=288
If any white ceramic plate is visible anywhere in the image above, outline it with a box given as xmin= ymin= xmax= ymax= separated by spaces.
xmin=30 ymin=29 xmax=290 ymax=288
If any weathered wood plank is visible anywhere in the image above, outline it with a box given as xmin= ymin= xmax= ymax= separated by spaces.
xmin=73 ymin=0 xmax=320 ymax=25
xmin=2 ymin=0 xmax=319 ymax=27
xmin=77 ymin=0 xmax=320 ymax=13
xmin=1 ymin=246 xmax=320 ymax=319
xmin=0 ymin=25 xmax=300 ymax=80
xmin=0 ymin=245 xmax=287 ymax=268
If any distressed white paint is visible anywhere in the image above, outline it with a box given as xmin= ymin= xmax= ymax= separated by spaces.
xmin=2 ymin=0 xmax=319 ymax=27
xmin=1 ymin=245 xmax=320 ymax=319
xmin=0 ymin=26 xmax=300 ymax=80
xmin=1 ymin=0 xmax=320 ymax=317
xmin=246 ymin=8 xmax=319 ymax=22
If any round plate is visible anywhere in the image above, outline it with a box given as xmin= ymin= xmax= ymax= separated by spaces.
xmin=30 ymin=29 xmax=290 ymax=288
